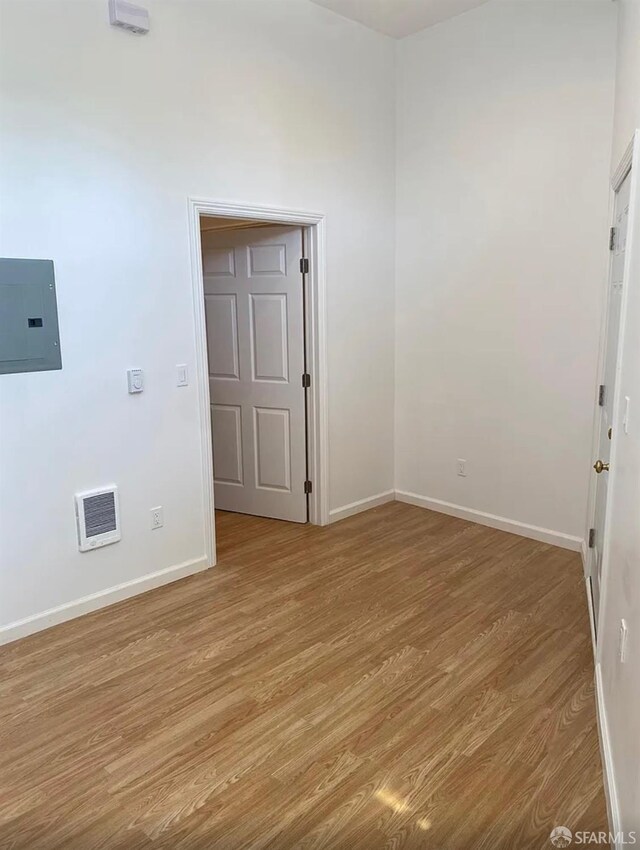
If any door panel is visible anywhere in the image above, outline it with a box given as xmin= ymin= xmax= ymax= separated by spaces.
xmin=203 ymin=247 xmax=235 ymax=277
xmin=205 ymin=294 xmax=239 ymax=380
xmin=248 ymin=243 xmax=287 ymax=276
xmin=202 ymin=225 xmax=307 ymax=523
xmin=250 ymin=293 xmax=289 ymax=382
xmin=211 ymin=405 xmax=243 ymax=485
xmin=592 ymin=170 xmax=631 ymax=625
xmin=254 ymin=407 xmax=291 ymax=491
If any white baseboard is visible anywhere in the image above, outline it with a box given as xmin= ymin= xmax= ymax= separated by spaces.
xmin=329 ymin=490 xmax=395 ymax=523
xmin=394 ymin=490 xmax=583 ymax=551
xmin=595 ymin=662 xmax=621 ymax=846
xmin=0 ymin=556 xmax=210 ymax=646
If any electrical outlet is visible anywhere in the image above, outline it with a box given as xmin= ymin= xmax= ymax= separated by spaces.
xmin=457 ymin=459 xmax=467 ymax=477
xmin=151 ymin=506 xmax=163 ymax=530
xmin=619 ymin=618 xmax=628 ymax=663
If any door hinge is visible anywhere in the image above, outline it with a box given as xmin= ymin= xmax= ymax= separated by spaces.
xmin=598 ymin=384 xmax=606 ymax=407
xmin=304 ymin=480 xmax=313 ymax=495
xmin=588 ymin=528 xmax=596 ymax=549
xmin=302 ymin=372 xmax=311 ymax=388
xmin=609 ymin=227 xmax=616 ymax=251
xmin=300 ymin=257 xmax=309 ymax=274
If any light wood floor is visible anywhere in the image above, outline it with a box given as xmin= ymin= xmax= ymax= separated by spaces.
xmin=0 ymin=502 xmax=606 ymax=849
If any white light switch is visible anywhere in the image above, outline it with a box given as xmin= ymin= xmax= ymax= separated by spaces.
xmin=619 ymin=618 xmax=628 ymax=663
xmin=176 ymin=364 xmax=188 ymax=387
xmin=623 ymin=395 xmax=630 ymax=434
xmin=127 ymin=368 xmax=144 ymax=393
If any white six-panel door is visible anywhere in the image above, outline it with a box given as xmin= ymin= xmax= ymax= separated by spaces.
xmin=202 ymin=225 xmax=308 ymax=523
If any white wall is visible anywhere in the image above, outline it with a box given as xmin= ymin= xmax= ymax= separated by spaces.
xmin=597 ymin=0 xmax=640 ymax=834
xmin=611 ymin=0 xmax=640 ymax=168
xmin=0 ymin=0 xmax=396 ymax=634
xmin=394 ymin=0 xmax=617 ymax=543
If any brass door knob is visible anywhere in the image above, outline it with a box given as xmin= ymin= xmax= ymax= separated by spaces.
xmin=594 ymin=460 xmax=610 ymax=474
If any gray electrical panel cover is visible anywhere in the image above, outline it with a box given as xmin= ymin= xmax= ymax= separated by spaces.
xmin=0 ymin=258 xmax=62 ymax=375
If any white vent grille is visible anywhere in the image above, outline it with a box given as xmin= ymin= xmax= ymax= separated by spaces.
xmin=75 ymin=486 xmax=121 ymax=552
xmin=108 ymin=0 xmax=150 ymax=34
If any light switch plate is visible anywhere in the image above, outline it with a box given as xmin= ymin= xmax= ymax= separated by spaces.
xmin=619 ymin=618 xmax=628 ymax=663
xmin=176 ymin=364 xmax=188 ymax=387
xmin=623 ymin=396 xmax=630 ymax=434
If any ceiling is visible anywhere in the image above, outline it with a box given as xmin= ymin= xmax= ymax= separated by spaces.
xmin=309 ymin=0 xmax=492 ymax=38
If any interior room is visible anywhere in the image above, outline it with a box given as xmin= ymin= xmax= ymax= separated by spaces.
xmin=1 ymin=0 xmax=639 ymax=845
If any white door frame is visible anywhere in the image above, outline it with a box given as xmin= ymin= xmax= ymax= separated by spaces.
xmin=187 ymin=198 xmax=330 ymax=566
xmin=584 ymin=133 xmax=637 ymax=646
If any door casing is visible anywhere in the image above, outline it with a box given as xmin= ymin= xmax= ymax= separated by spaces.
xmin=188 ymin=198 xmax=330 ymax=568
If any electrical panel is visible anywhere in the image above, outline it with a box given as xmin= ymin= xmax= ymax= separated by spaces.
xmin=0 ymin=258 xmax=62 ymax=375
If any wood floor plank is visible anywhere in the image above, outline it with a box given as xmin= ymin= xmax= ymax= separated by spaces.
xmin=0 ymin=503 xmax=607 ymax=848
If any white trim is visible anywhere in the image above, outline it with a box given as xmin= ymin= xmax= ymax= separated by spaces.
xmin=187 ymin=201 xmax=217 ymax=567
xmin=189 ymin=199 xmax=325 ymax=225
xmin=187 ymin=199 xmax=330 ymax=558
xmin=395 ymin=490 xmax=583 ymax=551
xmin=611 ymin=136 xmax=634 ymax=192
xmin=0 ymin=556 xmax=209 ymax=646
xmin=304 ymin=220 xmax=330 ymax=526
xmin=595 ymin=662 xmax=621 ymax=846
xmin=329 ymin=490 xmax=395 ymax=523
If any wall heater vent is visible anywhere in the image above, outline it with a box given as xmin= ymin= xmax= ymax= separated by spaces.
xmin=75 ymin=486 xmax=121 ymax=552
xmin=108 ymin=0 xmax=150 ymax=35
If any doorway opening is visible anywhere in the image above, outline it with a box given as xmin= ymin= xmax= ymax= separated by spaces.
xmin=201 ymin=217 xmax=309 ymax=524
xmin=188 ymin=200 xmax=329 ymax=568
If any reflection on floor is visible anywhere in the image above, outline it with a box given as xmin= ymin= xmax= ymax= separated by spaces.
xmin=0 ymin=502 xmax=606 ymax=848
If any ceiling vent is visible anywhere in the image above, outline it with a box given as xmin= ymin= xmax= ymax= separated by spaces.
xmin=108 ymin=0 xmax=150 ymax=35
xmin=75 ymin=486 xmax=121 ymax=552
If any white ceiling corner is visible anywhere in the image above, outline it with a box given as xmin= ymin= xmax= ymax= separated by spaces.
xmin=308 ymin=0 xmax=492 ymax=39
